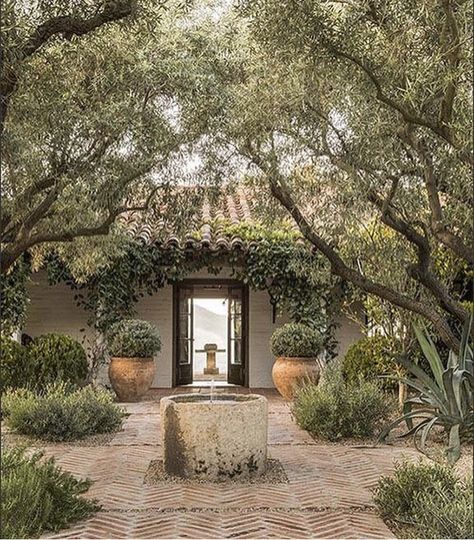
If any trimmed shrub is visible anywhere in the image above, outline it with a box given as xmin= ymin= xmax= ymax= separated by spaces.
xmin=342 ymin=335 xmax=402 ymax=390
xmin=292 ymin=362 xmax=392 ymax=440
xmin=0 ymin=335 xmax=30 ymax=391
xmin=107 ymin=318 xmax=161 ymax=358
xmin=28 ymin=333 xmax=88 ymax=388
xmin=373 ymin=460 xmax=473 ymax=539
xmin=411 ymin=476 xmax=473 ymax=539
xmin=1 ymin=447 xmax=98 ymax=539
xmin=271 ymin=323 xmax=324 ymax=358
xmin=3 ymin=382 xmax=125 ymax=442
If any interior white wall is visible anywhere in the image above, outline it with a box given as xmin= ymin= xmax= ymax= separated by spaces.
xmin=193 ymin=298 xmax=228 ymax=376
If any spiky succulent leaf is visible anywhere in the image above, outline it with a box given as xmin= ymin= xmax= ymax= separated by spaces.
xmin=380 ymin=316 xmax=473 ymax=463
xmin=447 ymin=425 xmax=461 ymax=464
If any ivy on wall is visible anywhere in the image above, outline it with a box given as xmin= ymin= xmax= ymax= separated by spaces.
xmin=0 ymin=256 xmax=31 ymax=335
xmin=46 ymin=223 xmax=341 ymax=357
xmin=5 ymin=221 xmax=343 ymax=358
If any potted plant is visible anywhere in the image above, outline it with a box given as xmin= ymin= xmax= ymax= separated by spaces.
xmin=106 ymin=319 xmax=161 ymax=402
xmin=270 ymin=322 xmax=323 ymax=400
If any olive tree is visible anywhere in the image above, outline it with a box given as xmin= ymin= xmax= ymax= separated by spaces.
xmin=0 ymin=0 xmax=217 ymax=275
xmin=205 ymin=0 xmax=472 ymax=349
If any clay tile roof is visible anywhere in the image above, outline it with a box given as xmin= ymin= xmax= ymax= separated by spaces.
xmin=120 ymin=184 xmax=304 ymax=253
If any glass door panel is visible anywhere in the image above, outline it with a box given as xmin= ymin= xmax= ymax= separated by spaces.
xmin=228 ymin=285 xmax=246 ymax=385
xmin=176 ymin=286 xmax=193 ymax=384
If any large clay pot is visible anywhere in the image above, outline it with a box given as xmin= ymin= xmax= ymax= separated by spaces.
xmin=272 ymin=357 xmax=320 ymax=400
xmin=108 ymin=357 xmax=155 ymax=402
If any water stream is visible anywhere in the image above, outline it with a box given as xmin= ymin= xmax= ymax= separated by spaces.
xmin=210 ymin=378 xmax=215 ymax=403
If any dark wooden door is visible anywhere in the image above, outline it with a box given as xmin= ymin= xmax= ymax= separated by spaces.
xmin=176 ymin=285 xmax=193 ymax=385
xmin=227 ymin=285 xmax=246 ymax=386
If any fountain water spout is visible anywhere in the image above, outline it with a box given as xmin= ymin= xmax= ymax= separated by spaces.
xmin=210 ymin=378 xmax=215 ymax=403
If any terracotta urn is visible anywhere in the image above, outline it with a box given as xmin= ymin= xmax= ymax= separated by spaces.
xmin=108 ymin=357 xmax=155 ymax=402
xmin=272 ymin=357 xmax=320 ymax=400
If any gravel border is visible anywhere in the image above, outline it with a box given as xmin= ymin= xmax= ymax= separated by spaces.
xmin=144 ymin=458 xmax=289 ymax=485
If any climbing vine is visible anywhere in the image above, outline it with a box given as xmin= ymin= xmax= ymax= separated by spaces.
xmin=45 ymin=221 xmax=342 ymax=356
xmin=0 ymin=256 xmax=31 ymax=335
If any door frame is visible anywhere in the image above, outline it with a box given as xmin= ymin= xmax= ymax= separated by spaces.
xmin=172 ymin=278 xmax=249 ymax=387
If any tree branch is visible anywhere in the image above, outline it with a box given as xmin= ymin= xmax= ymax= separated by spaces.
xmin=1 ymin=0 xmax=135 ymax=132
xmin=0 ymin=187 xmax=158 ymax=274
xmin=403 ymin=131 xmax=474 ymax=265
xmin=324 ymin=42 xmax=472 ymax=167
xmin=367 ymin=188 xmax=470 ymax=327
xmin=244 ymin=145 xmax=461 ymax=350
xmin=326 ymin=45 xmax=445 ymax=137
xmin=439 ymin=0 xmax=461 ymax=131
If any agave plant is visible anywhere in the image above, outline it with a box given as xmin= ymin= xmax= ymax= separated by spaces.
xmin=379 ymin=316 xmax=473 ymax=463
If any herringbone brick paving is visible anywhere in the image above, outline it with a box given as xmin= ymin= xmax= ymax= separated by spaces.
xmin=41 ymin=388 xmax=419 ymax=539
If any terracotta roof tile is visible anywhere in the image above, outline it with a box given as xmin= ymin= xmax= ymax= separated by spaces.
xmin=120 ymin=185 xmax=304 ymax=252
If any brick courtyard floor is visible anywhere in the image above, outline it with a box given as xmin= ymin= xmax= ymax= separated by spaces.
xmin=41 ymin=387 xmax=420 ymax=539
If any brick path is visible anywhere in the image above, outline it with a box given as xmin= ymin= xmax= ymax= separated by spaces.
xmin=41 ymin=388 xmax=418 ymax=539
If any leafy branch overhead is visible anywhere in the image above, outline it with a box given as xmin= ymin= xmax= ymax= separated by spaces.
xmin=1 ymin=0 xmax=472 ymax=354
xmin=0 ymin=0 xmax=136 ymax=132
xmin=210 ymin=0 xmax=473 ymax=349
xmin=0 ymin=0 xmax=221 ymax=274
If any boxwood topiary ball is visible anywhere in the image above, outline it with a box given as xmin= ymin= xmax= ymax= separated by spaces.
xmin=106 ymin=319 xmax=161 ymax=358
xmin=271 ymin=323 xmax=324 ymax=358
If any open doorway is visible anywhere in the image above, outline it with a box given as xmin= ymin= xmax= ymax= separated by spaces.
xmin=193 ymin=298 xmax=228 ymax=382
xmin=173 ymin=281 xmax=248 ymax=387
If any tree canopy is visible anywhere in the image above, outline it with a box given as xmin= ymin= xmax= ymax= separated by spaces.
xmin=1 ymin=0 xmax=472 ymax=348
xmin=197 ymin=0 xmax=473 ymax=349
xmin=0 ymin=0 xmax=223 ymax=274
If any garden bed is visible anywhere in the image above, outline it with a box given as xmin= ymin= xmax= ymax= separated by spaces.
xmin=1 ymin=425 xmax=118 ymax=449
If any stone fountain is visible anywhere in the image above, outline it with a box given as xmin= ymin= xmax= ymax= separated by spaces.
xmin=160 ymin=393 xmax=268 ymax=480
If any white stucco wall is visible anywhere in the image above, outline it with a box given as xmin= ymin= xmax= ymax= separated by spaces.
xmin=24 ymin=271 xmax=92 ymax=345
xmin=248 ymin=289 xmax=288 ymax=387
xmin=134 ymin=287 xmax=173 ymax=387
xmin=23 ymin=269 xmax=364 ymax=388
xmin=334 ymin=309 xmax=365 ymax=360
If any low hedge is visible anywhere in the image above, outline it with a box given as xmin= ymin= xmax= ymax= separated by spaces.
xmin=0 ymin=335 xmax=30 ymax=391
xmin=28 ymin=333 xmax=88 ymax=388
xmin=3 ymin=382 xmax=125 ymax=442
xmin=292 ymin=362 xmax=393 ymax=440
xmin=342 ymin=335 xmax=402 ymax=390
xmin=1 ymin=447 xmax=99 ymax=539
xmin=373 ymin=460 xmax=473 ymax=538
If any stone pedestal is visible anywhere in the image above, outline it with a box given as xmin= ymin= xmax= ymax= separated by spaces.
xmin=161 ymin=394 xmax=268 ymax=480
xmin=203 ymin=343 xmax=219 ymax=375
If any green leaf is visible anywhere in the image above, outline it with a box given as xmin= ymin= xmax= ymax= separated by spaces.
xmin=446 ymin=424 xmax=461 ymax=464
xmin=459 ymin=311 xmax=473 ymax=369
xmin=419 ymin=417 xmax=440 ymax=453
xmin=396 ymin=356 xmax=448 ymax=412
xmin=413 ymin=324 xmax=444 ymax=389
xmin=377 ymin=409 xmax=436 ymax=442
xmin=442 ymin=369 xmax=460 ymax=418
xmin=452 ymin=369 xmax=473 ymax=419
